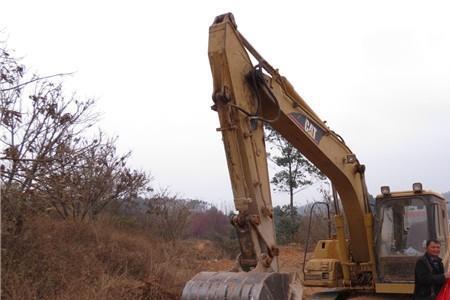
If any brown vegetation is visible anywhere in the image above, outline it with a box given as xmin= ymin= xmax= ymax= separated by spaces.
xmin=1 ymin=214 xmax=234 ymax=300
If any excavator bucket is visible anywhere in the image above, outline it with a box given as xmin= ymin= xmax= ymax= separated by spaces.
xmin=181 ymin=271 xmax=297 ymax=300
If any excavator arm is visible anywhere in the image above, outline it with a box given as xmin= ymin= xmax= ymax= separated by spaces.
xmin=209 ymin=12 xmax=375 ymax=267
xmin=182 ymin=13 xmax=376 ymax=299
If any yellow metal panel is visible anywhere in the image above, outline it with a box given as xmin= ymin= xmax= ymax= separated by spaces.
xmin=375 ymin=283 xmax=414 ymax=294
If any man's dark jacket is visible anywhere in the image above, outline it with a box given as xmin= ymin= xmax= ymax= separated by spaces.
xmin=413 ymin=254 xmax=445 ymax=300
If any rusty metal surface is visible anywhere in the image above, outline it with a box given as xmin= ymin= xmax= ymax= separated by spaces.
xmin=181 ymin=271 xmax=291 ymax=300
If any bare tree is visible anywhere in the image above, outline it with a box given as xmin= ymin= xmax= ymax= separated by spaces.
xmin=146 ymin=189 xmax=191 ymax=241
xmin=1 ymin=44 xmax=151 ymax=223
xmin=36 ymin=134 xmax=151 ymax=221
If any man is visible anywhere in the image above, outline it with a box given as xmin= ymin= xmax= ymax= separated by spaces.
xmin=413 ymin=239 xmax=450 ymax=299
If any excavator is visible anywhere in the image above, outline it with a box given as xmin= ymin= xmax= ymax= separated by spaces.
xmin=182 ymin=13 xmax=449 ymax=299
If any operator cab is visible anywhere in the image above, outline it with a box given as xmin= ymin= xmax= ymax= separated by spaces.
xmin=375 ymin=183 xmax=448 ymax=284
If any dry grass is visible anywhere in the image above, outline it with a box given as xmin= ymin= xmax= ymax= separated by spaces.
xmin=1 ymin=215 xmax=230 ymax=300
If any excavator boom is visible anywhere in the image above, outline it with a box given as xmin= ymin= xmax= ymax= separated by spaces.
xmin=183 ymin=13 xmax=375 ymax=299
xmin=208 ymin=13 xmax=374 ymax=267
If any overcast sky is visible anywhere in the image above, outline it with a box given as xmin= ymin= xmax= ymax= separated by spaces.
xmin=2 ymin=0 xmax=449 ymax=209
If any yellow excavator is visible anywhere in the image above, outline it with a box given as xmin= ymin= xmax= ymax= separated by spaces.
xmin=182 ymin=13 xmax=449 ymax=299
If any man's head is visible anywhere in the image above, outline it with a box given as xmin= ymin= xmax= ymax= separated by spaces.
xmin=426 ymin=239 xmax=441 ymax=257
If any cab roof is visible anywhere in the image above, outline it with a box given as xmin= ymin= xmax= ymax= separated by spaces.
xmin=375 ymin=190 xmax=446 ymax=201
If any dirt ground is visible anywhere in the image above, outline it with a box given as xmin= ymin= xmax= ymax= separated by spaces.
xmin=191 ymin=241 xmax=307 ymax=272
